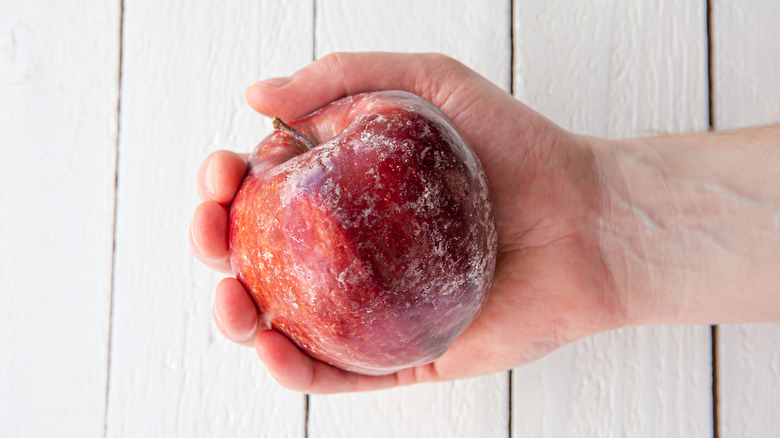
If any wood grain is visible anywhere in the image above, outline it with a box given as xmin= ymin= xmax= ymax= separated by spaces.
xmin=309 ymin=377 xmax=509 ymax=437
xmin=711 ymin=1 xmax=780 ymax=436
xmin=6 ymin=0 xmax=779 ymax=435
xmin=308 ymin=1 xmax=511 ymax=437
xmin=104 ymin=1 xmax=312 ymax=436
xmin=512 ymin=1 xmax=713 ymax=436
xmin=315 ymin=0 xmax=511 ymax=90
xmin=0 ymin=1 xmax=119 ymax=436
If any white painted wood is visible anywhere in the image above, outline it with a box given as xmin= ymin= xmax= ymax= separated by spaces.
xmin=105 ymin=1 xmax=312 ymax=436
xmin=512 ymin=1 xmax=713 ymax=436
xmin=0 ymin=1 xmax=118 ymax=437
xmin=309 ymin=1 xmax=511 ymax=437
xmin=711 ymin=1 xmax=780 ymax=436
xmin=309 ymin=377 xmax=509 ymax=437
xmin=712 ymin=0 xmax=780 ymax=131
xmin=717 ymin=325 xmax=780 ymax=437
xmin=315 ymin=0 xmax=512 ymax=91
xmin=12 ymin=1 xmax=779 ymax=435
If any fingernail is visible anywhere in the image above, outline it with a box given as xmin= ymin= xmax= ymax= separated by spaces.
xmin=235 ymin=319 xmax=261 ymax=343
xmin=256 ymin=76 xmax=293 ymax=89
xmin=190 ymin=224 xmax=203 ymax=257
xmin=212 ymin=304 xmax=224 ymax=326
xmin=205 ymin=160 xmax=216 ymax=198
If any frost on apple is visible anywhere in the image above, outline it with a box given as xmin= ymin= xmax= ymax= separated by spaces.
xmin=229 ymin=91 xmax=497 ymax=375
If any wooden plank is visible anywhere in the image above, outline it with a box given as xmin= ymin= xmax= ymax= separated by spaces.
xmin=717 ymin=325 xmax=780 ymax=437
xmin=315 ymin=0 xmax=511 ymax=90
xmin=512 ymin=1 xmax=713 ymax=436
xmin=105 ymin=1 xmax=312 ymax=436
xmin=0 ymin=1 xmax=118 ymax=436
xmin=308 ymin=1 xmax=511 ymax=437
xmin=711 ymin=1 xmax=780 ymax=436
xmin=711 ymin=0 xmax=780 ymax=131
xmin=309 ymin=378 xmax=509 ymax=437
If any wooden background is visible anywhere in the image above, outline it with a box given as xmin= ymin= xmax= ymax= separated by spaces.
xmin=2 ymin=0 xmax=778 ymax=436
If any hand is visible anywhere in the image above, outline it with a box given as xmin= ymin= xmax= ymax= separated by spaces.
xmin=190 ymin=52 xmax=626 ymax=393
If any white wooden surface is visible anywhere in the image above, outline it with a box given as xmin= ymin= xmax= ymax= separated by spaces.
xmin=712 ymin=1 xmax=780 ymax=436
xmin=2 ymin=0 xmax=778 ymax=437
xmin=511 ymin=1 xmax=713 ymax=437
xmin=0 ymin=1 xmax=119 ymax=437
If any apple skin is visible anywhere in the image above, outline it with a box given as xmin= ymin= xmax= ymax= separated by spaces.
xmin=228 ymin=91 xmax=497 ymax=375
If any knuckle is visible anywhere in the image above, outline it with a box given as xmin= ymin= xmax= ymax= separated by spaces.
xmin=318 ymin=52 xmax=352 ymax=75
xmin=424 ymin=53 xmax=461 ymax=70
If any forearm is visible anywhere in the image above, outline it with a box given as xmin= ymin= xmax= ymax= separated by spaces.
xmin=592 ymin=126 xmax=780 ymax=326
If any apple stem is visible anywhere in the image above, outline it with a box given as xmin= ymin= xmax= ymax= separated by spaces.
xmin=273 ymin=117 xmax=316 ymax=151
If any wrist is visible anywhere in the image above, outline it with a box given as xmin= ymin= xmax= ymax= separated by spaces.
xmin=590 ymin=128 xmax=780 ymax=327
xmin=588 ymin=135 xmax=687 ymax=328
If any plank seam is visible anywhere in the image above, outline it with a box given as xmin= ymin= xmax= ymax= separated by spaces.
xmin=312 ymin=0 xmax=317 ymax=60
xmin=508 ymin=0 xmax=515 ymax=436
xmin=305 ymin=394 xmax=310 ymax=438
xmin=706 ymin=3 xmax=719 ymax=436
xmin=711 ymin=325 xmax=719 ymax=438
xmin=509 ymin=0 xmax=515 ymax=96
xmin=103 ymin=0 xmax=125 ymax=436
xmin=707 ymin=0 xmax=715 ymax=131
xmin=507 ymin=370 xmax=513 ymax=438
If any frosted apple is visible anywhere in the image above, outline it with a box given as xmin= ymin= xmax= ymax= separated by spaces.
xmin=228 ymin=91 xmax=497 ymax=375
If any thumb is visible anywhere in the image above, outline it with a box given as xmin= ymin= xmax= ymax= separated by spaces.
xmin=245 ymin=52 xmax=482 ymax=122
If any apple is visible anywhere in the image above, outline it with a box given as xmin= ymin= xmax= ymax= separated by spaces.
xmin=228 ymin=90 xmax=497 ymax=375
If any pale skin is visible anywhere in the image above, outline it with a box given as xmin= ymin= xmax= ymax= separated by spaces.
xmin=190 ymin=52 xmax=780 ymax=394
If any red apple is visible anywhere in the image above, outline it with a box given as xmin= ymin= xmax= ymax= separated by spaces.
xmin=228 ymin=91 xmax=497 ymax=375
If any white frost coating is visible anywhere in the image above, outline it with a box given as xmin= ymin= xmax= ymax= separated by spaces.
xmin=321 ymin=105 xmax=490 ymax=310
xmin=233 ymin=91 xmax=497 ymax=376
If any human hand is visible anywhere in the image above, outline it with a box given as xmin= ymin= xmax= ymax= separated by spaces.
xmin=190 ymin=52 xmax=627 ymax=393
